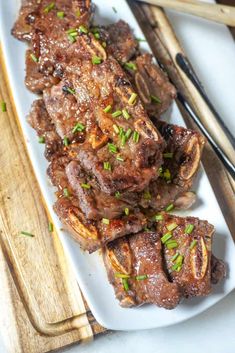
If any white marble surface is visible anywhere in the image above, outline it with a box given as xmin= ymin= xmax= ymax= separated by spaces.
xmin=0 ymin=0 xmax=234 ymax=351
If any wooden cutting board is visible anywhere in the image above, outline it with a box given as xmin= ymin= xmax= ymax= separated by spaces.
xmin=0 ymin=2 xmax=234 ymax=353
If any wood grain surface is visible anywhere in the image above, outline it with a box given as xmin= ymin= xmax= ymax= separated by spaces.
xmin=0 ymin=1 xmax=234 ymax=353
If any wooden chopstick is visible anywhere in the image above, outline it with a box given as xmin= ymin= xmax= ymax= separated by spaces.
xmin=135 ymin=0 xmax=235 ymax=26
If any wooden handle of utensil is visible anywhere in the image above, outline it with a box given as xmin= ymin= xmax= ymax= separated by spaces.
xmin=135 ymin=0 xmax=235 ymax=26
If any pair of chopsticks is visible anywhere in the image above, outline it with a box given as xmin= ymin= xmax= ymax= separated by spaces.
xmin=134 ymin=0 xmax=235 ymax=179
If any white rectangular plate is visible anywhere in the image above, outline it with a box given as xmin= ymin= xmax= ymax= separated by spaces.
xmin=1 ymin=0 xmax=235 ymax=331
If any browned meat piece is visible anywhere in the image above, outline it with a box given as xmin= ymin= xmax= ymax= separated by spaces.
xmin=157 ymin=212 xmax=214 ymax=297
xmin=27 ymin=99 xmax=62 ymax=159
xmin=104 ymin=232 xmax=181 ymax=309
xmin=11 ymin=0 xmax=39 ymax=41
xmin=211 ymin=255 xmax=226 ymax=285
xmin=48 ymin=154 xmax=147 ymax=252
xmin=132 ymin=54 xmax=177 ymax=117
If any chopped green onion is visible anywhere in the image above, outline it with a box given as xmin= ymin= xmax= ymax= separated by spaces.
xmin=72 ymin=122 xmax=85 ymax=133
xmin=158 ymin=167 xmax=163 ymax=176
xmin=112 ymin=110 xmax=122 ymax=118
xmin=165 ymin=203 xmax=174 ymax=212
xmin=113 ymin=124 xmax=120 ymax=134
xmin=102 ymin=41 xmax=107 ymax=48
xmin=66 ymin=28 xmax=77 ymax=34
xmin=124 ymin=62 xmax=137 ymax=71
xmin=166 ymin=239 xmax=179 ymax=249
xmin=163 ymin=168 xmax=171 ymax=181
xmin=92 ymin=55 xmax=102 ymax=65
xmin=68 ymin=34 xmax=76 ymax=43
xmin=124 ymin=208 xmax=129 ymax=216
xmin=115 ymin=273 xmax=130 ymax=279
xmin=81 ymin=183 xmax=91 ymax=189
xmin=57 ymin=11 xmax=64 ymax=18
xmin=163 ymin=152 xmax=173 ymax=159
xmin=94 ymin=32 xmax=100 ymax=39
xmin=132 ymin=131 xmax=139 ymax=143
xmin=1 ymin=101 xmax=6 ymax=112
xmin=185 ymin=224 xmax=195 ymax=234
xmin=112 ymin=6 xmax=117 ymax=13
xmin=155 ymin=214 xmax=164 ymax=221
xmin=171 ymin=255 xmax=184 ymax=272
xmin=116 ymin=155 xmax=124 ymax=162
xmin=122 ymin=278 xmax=129 ymax=291
xmin=63 ymin=136 xmax=69 ymax=146
xmin=76 ymin=8 xmax=81 ymax=17
xmin=161 ymin=232 xmax=172 ymax=244
xmin=121 ymin=134 xmax=126 ymax=146
xmin=151 ymin=95 xmax=161 ymax=104
xmin=38 ymin=136 xmax=45 ymax=144
xmin=103 ymin=161 xmax=111 ymax=171
xmin=64 ymin=86 xmax=76 ymax=94
xmin=136 ymin=37 xmax=147 ymax=42
xmin=115 ymin=191 xmax=121 ymax=199
xmin=20 ymin=231 xmax=34 ymax=238
xmin=63 ymin=188 xmax=70 ymax=197
xmin=79 ymin=25 xmax=88 ymax=34
xmin=136 ymin=274 xmax=148 ymax=281
xmin=119 ymin=127 xmax=124 ymax=138
xmin=108 ymin=143 xmax=117 ymax=154
xmin=190 ymin=239 xmax=198 ymax=250
xmin=44 ymin=2 xmax=55 ymax=13
xmin=143 ymin=191 xmax=151 ymax=200
xmin=30 ymin=53 xmax=39 ymax=63
xmin=125 ymin=128 xmax=132 ymax=140
xmin=167 ymin=222 xmax=178 ymax=232
xmin=122 ymin=109 xmax=131 ymax=120
xmin=103 ymin=105 xmax=112 ymax=113
xmin=171 ymin=252 xmax=179 ymax=262
xmin=48 ymin=222 xmax=53 ymax=232
xmin=128 ymin=92 xmax=137 ymax=105
xmin=102 ymin=218 xmax=110 ymax=225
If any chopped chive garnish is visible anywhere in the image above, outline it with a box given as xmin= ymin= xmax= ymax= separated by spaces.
xmin=143 ymin=191 xmax=151 ymax=200
xmin=63 ymin=86 xmax=76 ymax=94
xmin=1 ymin=101 xmax=6 ymax=112
xmin=63 ymin=188 xmax=70 ymax=197
xmin=167 ymin=222 xmax=178 ymax=232
xmin=20 ymin=231 xmax=34 ymax=237
xmin=136 ymin=274 xmax=148 ymax=280
xmin=108 ymin=143 xmax=117 ymax=153
xmin=113 ymin=124 xmax=119 ymax=134
xmin=128 ymin=92 xmax=137 ymax=105
xmin=38 ymin=136 xmax=45 ymax=144
xmin=151 ymin=95 xmax=161 ymax=104
xmin=115 ymin=273 xmax=130 ymax=279
xmin=122 ymin=278 xmax=129 ymax=291
xmin=79 ymin=25 xmax=88 ymax=34
xmin=121 ymin=134 xmax=126 ymax=146
xmin=165 ymin=203 xmax=174 ymax=212
xmin=103 ymin=105 xmax=112 ymax=113
xmin=92 ymin=55 xmax=102 ymax=65
xmin=48 ymin=222 xmax=53 ymax=232
xmin=72 ymin=122 xmax=85 ymax=133
xmin=171 ymin=255 xmax=184 ymax=272
xmin=124 ymin=62 xmax=137 ymax=71
xmin=136 ymin=37 xmax=147 ymax=42
xmin=133 ymin=131 xmax=139 ymax=143
xmin=190 ymin=239 xmax=198 ymax=249
xmin=112 ymin=6 xmax=117 ymax=13
xmin=102 ymin=41 xmax=107 ymax=48
xmin=103 ymin=161 xmax=111 ymax=171
xmin=122 ymin=109 xmax=130 ymax=120
xmin=163 ymin=168 xmax=171 ymax=181
xmin=68 ymin=34 xmax=76 ymax=43
xmin=158 ymin=167 xmax=163 ymax=176
xmin=94 ymin=32 xmax=100 ymax=39
xmin=161 ymin=232 xmax=172 ymax=244
xmin=166 ymin=239 xmax=178 ymax=249
xmin=125 ymin=128 xmax=132 ymax=140
xmin=81 ymin=183 xmax=91 ymax=189
xmin=63 ymin=136 xmax=69 ymax=146
xmin=185 ymin=224 xmax=195 ymax=234
xmin=112 ymin=110 xmax=122 ymax=118
xmin=171 ymin=252 xmax=179 ymax=262
xmin=119 ymin=127 xmax=124 ymax=137
xmin=115 ymin=191 xmax=121 ymax=198
xmin=155 ymin=214 xmax=164 ymax=221
xmin=30 ymin=53 xmax=38 ymax=63
xmin=116 ymin=155 xmax=124 ymax=162
xmin=163 ymin=152 xmax=173 ymax=159
xmin=102 ymin=218 xmax=110 ymax=225
xmin=76 ymin=8 xmax=81 ymax=17
xmin=124 ymin=208 xmax=129 ymax=216
xmin=66 ymin=28 xmax=77 ymax=34
xmin=44 ymin=2 xmax=55 ymax=13
xmin=57 ymin=11 xmax=64 ymax=18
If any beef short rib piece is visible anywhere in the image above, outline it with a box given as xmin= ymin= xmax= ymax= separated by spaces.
xmin=157 ymin=212 xmax=215 ymax=297
xmin=104 ymin=232 xmax=181 ymax=309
